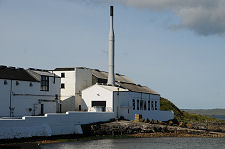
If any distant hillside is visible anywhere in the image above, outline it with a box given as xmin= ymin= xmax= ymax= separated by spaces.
xmin=160 ymin=97 xmax=224 ymax=123
xmin=182 ymin=109 xmax=225 ymax=116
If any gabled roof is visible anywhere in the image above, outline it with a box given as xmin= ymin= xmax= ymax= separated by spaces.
xmin=92 ymin=69 xmax=135 ymax=84
xmin=99 ymin=84 xmax=128 ymax=92
xmin=116 ymin=82 xmax=159 ymax=95
xmin=53 ymin=68 xmax=75 ymax=71
xmin=0 ymin=66 xmax=39 ymax=82
xmin=91 ymin=69 xmax=159 ymax=95
xmin=27 ymin=69 xmax=60 ymax=81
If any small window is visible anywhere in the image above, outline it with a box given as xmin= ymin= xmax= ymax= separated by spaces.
xmin=4 ymin=80 xmax=7 ymax=85
xmin=53 ymin=75 xmax=56 ymax=84
xmin=155 ymin=101 xmax=158 ymax=110
xmin=61 ymin=83 xmax=65 ymax=89
xmin=16 ymin=81 xmax=19 ymax=86
xmin=140 ymin=100 xmax=143 ymax=110
xmin=148 ymin=100 xmax=150 ymax=111
xmin=61 ymin=73 xmax=65 ymax=78
xmin=144 ymin=100 xmax=146 ymax=110
xmin=29 ymin=82 xmax=33 ymax=87
xmin=41 ymin=76 xmax=49 ymax=91
xmin=137 ymin=99 xmax=140 ymax=110
xmin=151 ymin=101 xmax=154 ymax=110
xmin=132 ymin=99 xmax=135 ymax=110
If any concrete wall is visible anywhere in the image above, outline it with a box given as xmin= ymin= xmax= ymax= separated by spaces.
xmin=0 ymin=112 xmax=115 ymax=139
xmin=0 ymin=78 xmax=60 ymax=117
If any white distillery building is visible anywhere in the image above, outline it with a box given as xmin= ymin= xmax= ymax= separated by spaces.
xmin=53 ymin=67 xmax=144 ymax=112
xmin=0 ymin=66 xmax=61 ymax=117
xmin=82 ymin=84 xmax=174 ymax=121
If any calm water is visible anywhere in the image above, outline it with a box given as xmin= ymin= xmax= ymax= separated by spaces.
xmin=40 ymin=137 xmax=225 ymax=149
xmin=210 ymin=115 xmax=225 ymax=120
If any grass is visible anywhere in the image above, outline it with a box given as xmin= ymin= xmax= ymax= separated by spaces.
xmin=160 ymin=97 xmax=224 ymax=123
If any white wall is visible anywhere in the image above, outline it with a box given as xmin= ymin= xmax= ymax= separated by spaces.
xmin=54 ymin=68 xmax=92 ymax=111
xmin=0 ymin=79 xmax=10 ymax=117
xmin=82 ymin=85 xmax=113 ymax=112
xmin=54 ymin=70 xmax=76 ymax=112
xmin=0 ymin=112 xmax=115 ymax=139
xmin=74 ymin=68 xmax=92 ymax=110
xmin=0 ymin=77 xmax=60 ymax=117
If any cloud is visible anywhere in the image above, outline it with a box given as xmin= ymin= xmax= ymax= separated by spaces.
xmin=92 ymin=0 xmax=225 ymax=36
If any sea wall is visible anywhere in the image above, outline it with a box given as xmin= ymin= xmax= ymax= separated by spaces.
xmin=0 ymin=112 xmax=115 ymax=139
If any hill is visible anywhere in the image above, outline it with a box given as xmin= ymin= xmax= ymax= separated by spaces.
xmin=160 ymin=97 xmax=224 ymax=123
xmin=182 ymin=109 xmax=225 ymax=116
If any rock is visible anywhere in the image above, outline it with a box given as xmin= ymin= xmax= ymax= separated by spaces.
xmin=186 ymin=123 xmax=192 ymax=129
xmin=160 ymin=121 xmax=166 ymax=125
xmin=169 ymin=120 xmax=173 ymax=126
xmin=139 ymin=118 xmax=145 ymax=122
xmin=144 ymin=118 xmax=149 ymax=123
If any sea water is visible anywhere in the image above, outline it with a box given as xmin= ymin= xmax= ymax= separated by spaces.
xmin=40 ymin=137 xmax=225 ymax=149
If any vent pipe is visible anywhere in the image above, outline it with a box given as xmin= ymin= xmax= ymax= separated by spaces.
xmin=107 ymin=6 xmax=115 ymax=86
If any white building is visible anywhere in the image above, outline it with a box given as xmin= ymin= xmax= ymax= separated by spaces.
xmin=82 ymin=84 xmax=174 ymax=121
xmin=0 ymin=66 xmax=61 ymax=117
xmin=53 ymin=67 xmax=92 ymax=112
xmin=53 ymin=67 xmax=144 ymax=112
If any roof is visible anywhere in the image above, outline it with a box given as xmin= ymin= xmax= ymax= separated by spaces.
xmin=54 ymin=68 xmax=75 ymax=71
xmin=92 ymin=69 xmax=135 ymax=84
xmin=0 ymin=66 xmax=39 ymax=82
xmin=27 ymin=69 xmax=60 ymax=82
xmin=91 ymin=69 xmax=159 ymax=95
xmin=99 ymin=84 xmax=128 ymax=92
xmin=53 ymin=67 xmax=89 ymax=71
xmin=116 ymin=82 xmax=159 ymax=95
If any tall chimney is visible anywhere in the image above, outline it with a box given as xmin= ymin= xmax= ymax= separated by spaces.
xmin=107 ymin=6 xmax=115 ymax=86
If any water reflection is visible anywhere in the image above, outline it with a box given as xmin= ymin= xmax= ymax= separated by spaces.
xmin=40 ymin=138 xmax=225 ymax=149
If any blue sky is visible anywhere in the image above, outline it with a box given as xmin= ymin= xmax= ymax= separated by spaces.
xmin=1 ymin=0 xmax=225 ymax=109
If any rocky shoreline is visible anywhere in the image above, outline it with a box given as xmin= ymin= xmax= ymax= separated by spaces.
xmin=82 ymin=120 xmax=225 ymax=138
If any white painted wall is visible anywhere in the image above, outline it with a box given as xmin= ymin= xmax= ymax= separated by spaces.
xmin=75 ymin=68 xmax=92 ymax=110
xmin=0 ymin=112 xmax=115 ymax=139
xmin=0 ymin=76 xmax=60 ymax=117
xmin=53 ymin=68 xmax=92 ymax=111
xmin=82 ymin=85 xmax=113 ymax=112
xmin=53 ymin=70 xmax=76 ymax=112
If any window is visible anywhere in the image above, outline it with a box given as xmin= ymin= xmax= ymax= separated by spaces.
xmin=29 ymin=82 xmax=33 ymax=87
xmin=16 ymin=81 xmax=19 ymax=86
xmin=140 ymin=100 xmax=143 ymax=110
xmin=155 ymin=101 xmax=158 ymax=110
xmin=151 ymin=101 xmax=154 ymax=110
xmin=137 ymin=99 xmax=140 ymax=110
xmin=61 ymin=83 xmax=65 ymax=89
xmin=41 ymin=76 xmax=49 ymax=91
xmin=148 ymin=100 xmax=150 ymax=111
xmin=53 ymin=75 xmax=56 ymax=84
xmin=4 ymin=80 xmax=7 ymax=85
xmin=144 ymin=101 xmax=146 ymax=110
xmin=61 ymin=73 xmax=65 ymax=78
xmin=132 ymin=99 xmax=135 ymax=110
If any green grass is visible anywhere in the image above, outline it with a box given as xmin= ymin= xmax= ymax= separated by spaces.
xmin=160 ymin=97 xmax=224 ymax=123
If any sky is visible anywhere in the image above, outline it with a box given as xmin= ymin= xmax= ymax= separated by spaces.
xmin=1 ymin=0 xmax=225 ymax=109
